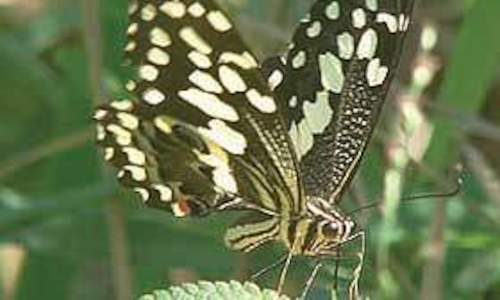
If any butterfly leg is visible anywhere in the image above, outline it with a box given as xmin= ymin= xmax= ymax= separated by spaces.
xmin=347 ymin=231 xmax=365 ymax=300
xmin=333 ymin=245 xmax=341 ymax=291
xmin=299 ymin=260 xmax=323 ymax=300
xmin=251 ymin=254 xmax=288 ymax=280
xmin=330 ymin=247 xmax=341 ymax=298
xmin=277 ymin=251 xmax=294 ymax=294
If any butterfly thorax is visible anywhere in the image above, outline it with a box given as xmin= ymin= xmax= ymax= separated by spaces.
xmin=225 ymin=195 xmax=355 ymax=258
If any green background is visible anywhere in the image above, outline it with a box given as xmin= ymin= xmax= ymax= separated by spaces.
xmin=1 ymin=0 xmax=500 ymax=299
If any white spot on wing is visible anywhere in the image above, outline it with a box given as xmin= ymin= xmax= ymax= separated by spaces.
xmin=96 ymin=124 xmax=106 ymax=141
xmin=188 ymin=70 xmax=224 ymax=94
xmin=134 ymin=188 xmax=150 ymax=202
xmin=143 ymin=88 xmax=166 ymax=105
xmin=93 ymin=109 xmax=107 ymax=120
xmin=218 ymin=65 xmax=247 ymax=93
xmin=357 ymin=28 xmax=378 ymax=59
xmin=110 ymin=101 xmax=133 ymax=111
xmin=123 ymin=147 xmax=146 ymax=165
xmin=351 ymin=8 xmax=366 ymax=29
xmin=122 ymin=165 xmax=147 ymax=181
xmin=154 ymin=117 xmax=173 ymax=134
xmin=179 ymin=27 xmax=212 ymax=54
xmin=319 ymin=52 xmax=344 ymax=93
xmin=198 ymin=119 xmax=247 ymax=155
xmin=206 ymin=11 xmax=232 ymax=32
xmin=116 ymin=112 xmax=139 ymax=130
xmin=366 ymin=58 xmax=388 ymax=87
xmin=127 ymin=23 xmax=138 ymax=35
xmin=106 ymin=124 xmax=132 ymax=146
xmin=245 ymin=89 xmax=277 ymax=113
xmin=138 ymin=64 xmax=159 ymax=81
xmin=268 ymin=69 xmax=283 ymax=90
xmin=188 ymin=51 xmax=212 ymax=69
xmin=125 ymin=80 xmax=137 ymax=91
xmin=213 ymin=168 xmax=238 ymax=193
xmin=141 ymin=4 xmax=157 ymax=21
xmin=160 ymin=1 xmax=186 ymax=18
xmin=399 ymin=14 xmax=406 ymax=31
xmin=402 ymin=14 xmax=411 ymax=31
xmin=128 ymin=1 xmax=139 ymax=15
xmin=337 ymin=32 xmax=354 ymax=59
xmin=292 ymin=51 xmax=306 ymax=69
xmin=219 ymin=52 xmax=258 ymax=69
xmin=178 ymin=88 xmax=239 ymax=121
xmin=124 ymin=41 xmax=136 ymax=52
xmin=289 ymin=122 xmax=298 ymax=146
xmin=153 ymin=184 xmax=173 ymax=202
xmin=289 ymin=119 xmax=314 ymax=160
xmin=147 ymin=47 xmax=170 ymax=65
xmin=325 ymin=2 xmax=340 ymax=20
xmin=171 ymin=203 xmax=188 ymax=217
xmin=306 ymin=21 xmax=322 ymax=38
xmin=188 ymin=2 xmax=206 ymax=17
xmin=365 ymin=0 xmax=378 ymax=11
xmin=150 ymin=27 xmax=172 ymax=47
xmin=376 ymin=13 xmax=398 ymax=33
xmin=198 ymin=153 xmax=238 ymax=193
xmin=104 ymin=147 xmax=114 ymax=160
xmin=302 ymin=90 xmax=333 ymax=134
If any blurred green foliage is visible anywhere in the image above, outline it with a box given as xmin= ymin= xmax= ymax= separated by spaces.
xmin=0 ymin=0 xmax=499 ymax=299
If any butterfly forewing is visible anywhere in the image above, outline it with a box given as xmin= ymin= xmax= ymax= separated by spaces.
xmin=95 ymin=0 xmax=304 ymax=217
xmin=262 ymin=0 xmax=414 ymax=202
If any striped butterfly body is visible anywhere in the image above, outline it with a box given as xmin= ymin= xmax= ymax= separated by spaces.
xmin=94 ymin=0 xmax=414 ymax=297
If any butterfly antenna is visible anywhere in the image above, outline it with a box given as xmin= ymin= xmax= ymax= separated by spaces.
xmin=348 ymin=168 xmax=465 ymax=216
xmin=400 ymin=171 xmax=464 ymax=202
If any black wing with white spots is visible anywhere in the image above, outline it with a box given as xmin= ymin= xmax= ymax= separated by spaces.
xmin=94 ymin=0 xmax=303 ymax=217
xmin=262 ymin=0 xmax=414 ymax=202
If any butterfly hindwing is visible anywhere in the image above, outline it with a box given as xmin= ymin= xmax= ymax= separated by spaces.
xmin=262 ymin=0 xmax=414 ymax=202
xmin=94 ymin=100 xmax=233 ymax=216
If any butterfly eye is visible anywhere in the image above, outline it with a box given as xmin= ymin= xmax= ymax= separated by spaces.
xmin=322 ymin=222 xmax=340 ymax=238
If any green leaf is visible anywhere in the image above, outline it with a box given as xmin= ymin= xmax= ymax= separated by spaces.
xmin=138 ymin=281 xmax=290 ymax=300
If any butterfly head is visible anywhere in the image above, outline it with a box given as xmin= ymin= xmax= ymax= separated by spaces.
xmin=302 ymin=198 xmax=357 ymax=256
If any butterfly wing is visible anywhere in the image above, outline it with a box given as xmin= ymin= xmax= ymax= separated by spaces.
xmin=94 ymin=0 xmax=304 ymax=217
xmin=262 ymin=0 xmax=414 ymax=202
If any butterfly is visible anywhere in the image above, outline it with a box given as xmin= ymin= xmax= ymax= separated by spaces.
xmin=93 ymin=0 xmax=414 ymax=298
